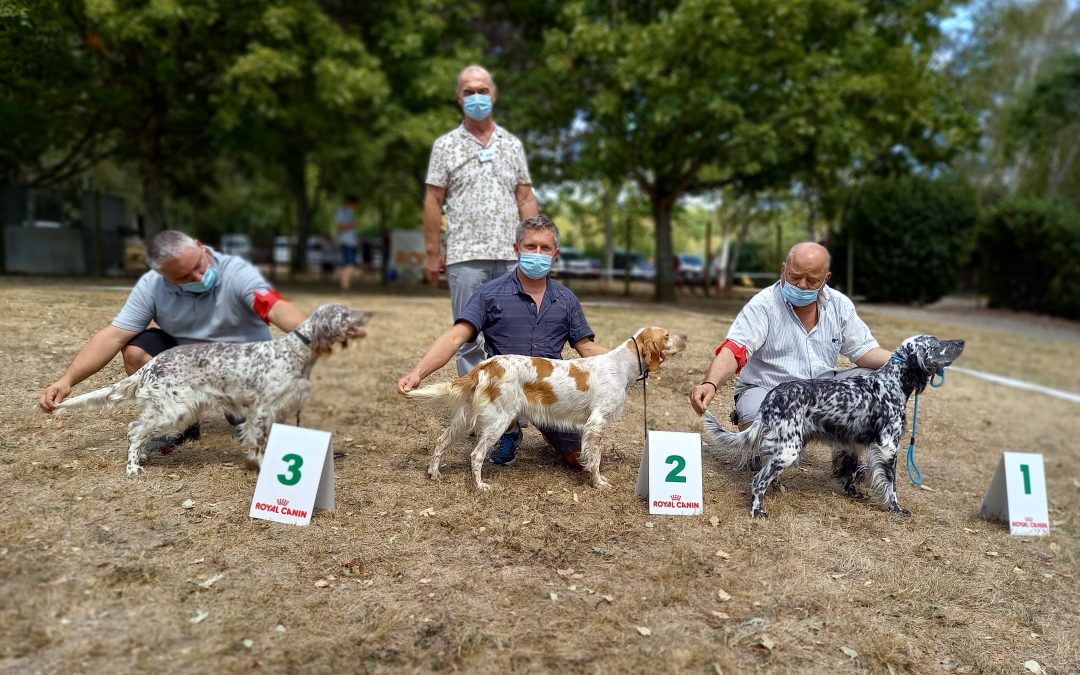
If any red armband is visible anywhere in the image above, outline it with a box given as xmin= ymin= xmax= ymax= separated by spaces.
xmin=716 ymin=339 xmax=748 ymax=374
xmin=253 ymin=289 xmax=285 ymax=324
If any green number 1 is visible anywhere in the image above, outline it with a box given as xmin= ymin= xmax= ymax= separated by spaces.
xmin=277 ymin=453 xmax=304 ymax=486
xmin=1019 ymin=464 xmax=1031 ymax=495
xmin=665 ymin=455 xmax=687 ymax=483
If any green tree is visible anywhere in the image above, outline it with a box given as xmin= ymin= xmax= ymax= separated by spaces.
xmin=216 ymin=0 xmax=387 ymax=270
xmin=832 ymin=174 xmax=977 ymax=304
xmin=540 ymin=0 xmax=971 ymax=302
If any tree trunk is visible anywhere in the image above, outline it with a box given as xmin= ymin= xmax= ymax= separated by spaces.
xmin=602 ymin=181 xmax=616 ymax=285
xmin=651 ymin=195 xmax=675 ymax=303
xmin=289 ymin=152 xmax=311 ymax=273
xmin=140 ymin=135 xmax=167 ymax=239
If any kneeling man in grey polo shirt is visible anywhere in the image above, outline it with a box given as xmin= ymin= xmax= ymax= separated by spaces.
xmin=39 ymin=230 xmax=309 ymax=449
xmin=689 ymin=242 xmax=892 ymax=428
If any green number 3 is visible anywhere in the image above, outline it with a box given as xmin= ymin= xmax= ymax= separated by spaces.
xmin=277 ymin=453 xmax=304 ymax=486
xmin=665 ymin=455 xmax=687 ymax=483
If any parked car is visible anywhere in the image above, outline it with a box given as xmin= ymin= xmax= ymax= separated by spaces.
xmin=611 ymin=250 xmax=656 ymax=280
xmin=553 ymin=247 xmax=599 ymax=278
xmin=220 ymin=234 xmax=252 ymax=260
xmin=677 ymin=253 xmax=705 ymax=282
xmin=273 ymin=235 xmax=336 ymax=271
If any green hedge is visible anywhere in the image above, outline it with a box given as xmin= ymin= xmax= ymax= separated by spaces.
xmin=832 ymin=175 xmax=977 ymax=304
xmin=976 ymin=198 xmax=1080 ymax=319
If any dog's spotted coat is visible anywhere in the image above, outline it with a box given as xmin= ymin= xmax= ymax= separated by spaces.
xmin=703 ymin=335 xmax=965 ymax=518
xmin=405 ymin=327 xmax=686 ymax=490
xmin=58 ymin=303 xmax=368 ymax=475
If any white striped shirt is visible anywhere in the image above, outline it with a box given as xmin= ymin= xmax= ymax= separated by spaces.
xmin=726 ymin=282 xmax=879 ymax=396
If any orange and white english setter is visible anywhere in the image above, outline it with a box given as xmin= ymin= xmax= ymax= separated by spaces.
xmin=404 ymin=327 xmax=686 ymax=490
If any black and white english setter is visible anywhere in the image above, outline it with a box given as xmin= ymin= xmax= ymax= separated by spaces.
xmin=57 ymin=303 xmax=369 ymax=475
xmin=703 ymin=335 xmax=964 ymax=518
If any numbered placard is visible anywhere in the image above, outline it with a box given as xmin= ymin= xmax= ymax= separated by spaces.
xmin=979 ymin=451 xmax=1050 ymax=536
xmin=250 ymin=423 xmax=334 ymax=526
xmin=643 ymin=430 xmax=703 ymax=516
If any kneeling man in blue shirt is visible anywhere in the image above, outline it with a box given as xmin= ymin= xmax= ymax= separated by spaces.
xmin=398 ymin=214 xmax=607 ymax=468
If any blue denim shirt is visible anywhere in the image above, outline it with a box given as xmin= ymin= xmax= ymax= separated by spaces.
xmin=457 ymin=270 xmax=594 ymax=359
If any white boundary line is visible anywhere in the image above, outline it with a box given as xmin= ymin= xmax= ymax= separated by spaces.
xmin=950 ymin=366 xmax=1080 ymax=404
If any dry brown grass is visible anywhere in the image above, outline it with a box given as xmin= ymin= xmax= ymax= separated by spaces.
xmin=1 ymin=276 xmax=1077 ymax=674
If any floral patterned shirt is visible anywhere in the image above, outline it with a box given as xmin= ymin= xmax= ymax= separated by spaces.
xmin=425 ymin=123 xmax=532 ymax=265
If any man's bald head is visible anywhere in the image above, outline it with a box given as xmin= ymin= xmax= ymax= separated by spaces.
xmin=782 ymin=242 xmax=832 ymax=291
xmin=456 ymin=65 xmax=495 ymax=96
xmin=786 ymin=242 xmax=831 ymax=271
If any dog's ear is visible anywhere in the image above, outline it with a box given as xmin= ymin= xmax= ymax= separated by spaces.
xmin=308 ymin=304 xmax=347 ymax=356
xmin=637 ymin=327 xmax=667 ymax=373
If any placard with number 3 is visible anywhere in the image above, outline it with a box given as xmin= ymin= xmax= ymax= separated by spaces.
xmin=249 ymin=423 xmax=335 ymax=526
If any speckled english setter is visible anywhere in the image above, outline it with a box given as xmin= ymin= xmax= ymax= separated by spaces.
xmin=57 ymin=304 xmax=369 ymax=475
xmin=703 ymin=335 xmax=964 ymax=518
xmin=404 ymin=327 xmax=686 ymax=491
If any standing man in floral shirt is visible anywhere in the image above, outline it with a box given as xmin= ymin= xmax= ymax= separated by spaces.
xmin=423 ymin=64 xmax=539 ymax=376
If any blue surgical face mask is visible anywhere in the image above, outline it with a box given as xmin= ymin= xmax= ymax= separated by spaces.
xmin=180 ymin=265 xmax=218 ymax=294
xmin=518 ymin=252 xmax=553 ymax=279
xmin=781 ymin=276 xmax=823 ymax=307
xmin=462 ymin=93 xmax=493 ymax=121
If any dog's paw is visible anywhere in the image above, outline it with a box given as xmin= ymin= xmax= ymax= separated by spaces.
xmin=125 ymin=464 xmax=143 ymax=477
xmin=428 ymin=468 xmax=441 ymax=480
xmin=891 ymin=505 xmax=911 ymax=516
xmin=750 ymin=508 xmax=768 ymax=519
xmin=591 ymin=473 xmax=611 ymax=488
xmin=843 ymin=485 xmax=865 ymax=499
xmin=476 ymin=481 xmax=493 ymax=492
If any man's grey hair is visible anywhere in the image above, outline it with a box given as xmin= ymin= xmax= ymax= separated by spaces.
xmin=456 ymin=64 xmax=496 ymax=95
xmin=516 ymin=215 xmax=560 ymax=247
xmin=146 ymin=231 xmax=200 ymax=270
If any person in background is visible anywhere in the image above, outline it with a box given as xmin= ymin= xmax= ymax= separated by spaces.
xmin=423 ymin=64 xmax=539 ymax=376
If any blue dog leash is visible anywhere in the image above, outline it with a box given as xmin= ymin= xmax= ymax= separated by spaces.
xmin=891 ymin=353 xmax=946 ymax=485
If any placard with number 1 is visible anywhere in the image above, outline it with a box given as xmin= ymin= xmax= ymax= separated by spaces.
xmin=250 ymin=423 xmax=334 ymax=526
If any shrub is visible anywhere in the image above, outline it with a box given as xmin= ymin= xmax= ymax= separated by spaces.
xmin=976 ymin=198 xmax=1080 ymax=319
xmin=831 ymin=175 xmax=977 ymax=304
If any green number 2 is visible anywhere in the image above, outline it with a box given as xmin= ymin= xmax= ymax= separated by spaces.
xmin=665 ymin=455 xmax=687 ymax=483
xmin=1019 ymin=464 xmax=1032 ymax=495
xmin=277 ymin=453 xmax=304 ymax=486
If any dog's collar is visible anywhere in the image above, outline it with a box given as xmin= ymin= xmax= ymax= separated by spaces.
xmin=631 ymin=338 xmax=648 ymax=382
xmin=890 ymin=353 xmax=906 ymax=363
xmin=292 ymin=330 xmax=311 ymax=345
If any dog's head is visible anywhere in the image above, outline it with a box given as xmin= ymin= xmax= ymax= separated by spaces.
xmin=894 ymin=335 xmax=965 ymax=392
xmin=630 ymin=327 xmax=687 ymax=373
xmin=305 ymin=304 xmax=370 ymax=356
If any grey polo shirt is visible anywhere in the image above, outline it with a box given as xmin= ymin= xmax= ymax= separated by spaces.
xmin=726 ymin=282 xmax=879 ymax=396
xmin=456 ymin=270 xmax=593 ymax=359
xmin=112 ymin=250 xmax=274 ymax=344
xmin=425 ymin=123 xmax=532 ymax=265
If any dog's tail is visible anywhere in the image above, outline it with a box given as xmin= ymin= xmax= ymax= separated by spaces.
xmin=56 ymin=370 xmax=144 ymax=413
xmin=701 ymin=410 xmax=763 ymax=468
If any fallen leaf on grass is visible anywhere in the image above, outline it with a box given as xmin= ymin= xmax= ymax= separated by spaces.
xmin=241 ymin=639 xmax=254 ymax=649
xmin=419 ymin=578 xmax=431 ymax=584
xmin=636 ymin=626 xmax=651 ymax=637
xmin=710 ymin=611 xmax=730 ymax=619
xmin=181 ymin=499 xmax=195 ymax=509
xmin=841 ymin=646 xmax=859 ymax=659
xmin=549 ymin=591 xmax=558 ymax=601
xmin=573 ymin=492 xmax=579 ymax=503
xmin=717 ymin=589 xmax=731 ymax=601
xmin=644 ymin=522 xmax=655 ymax=528
xmin=314 ymin=579 xmax=330 ymax=588
xmin=189 ymin=611 xmax=208 ymax=624
xmin=918 ymin=484 xmax=936 ymax=492
xmin=715 ymin=549 xmax=730 ymax=559
xmin=986 ymin=551 xmax=999 ymax=557
xmin=831 ymin=573 xmax=845 ymax=580
xmin=198 ymin=573 xmax=225 ymax=589
xmin=758 ymin=635 xmax=776 ymax=651
xmin=1023 ymin=660 xmax=1044 ymax=674
xmin=963 ymin=528 xmax=978 ymax=534
xmin=709 ymin=516 xmax=719 ymax=527
xmin=601 ymin=595 xmax=614 ymax=603
xmin=418 ymin=507 xmax=435 ymax=517
xmin=557 ymin=568 xmax=575 ymax=577
xmin=275 ymin=625 xmax=286 ymax=633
